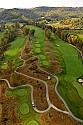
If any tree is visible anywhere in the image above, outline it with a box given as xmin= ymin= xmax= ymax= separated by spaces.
xmin=45 ymin=28 xmax=51 ymax=40
xmin=22 ymin=26 xmax=30 ymax=36
xmin=29 ymin=29 xmax=35 ymax=37
xmin=15 ymin=21 xmax=20 ymax=29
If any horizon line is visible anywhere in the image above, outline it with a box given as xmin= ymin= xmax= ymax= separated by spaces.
xmin=0 ymin=6 xmax=83 ymax=9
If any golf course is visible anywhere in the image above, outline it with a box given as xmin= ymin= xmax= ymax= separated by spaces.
xmin=0 ymin=25 xmax=83 ymax=125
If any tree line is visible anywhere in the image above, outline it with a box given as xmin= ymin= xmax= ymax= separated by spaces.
xmin=56 ymin=28 xmax=83 ymax=53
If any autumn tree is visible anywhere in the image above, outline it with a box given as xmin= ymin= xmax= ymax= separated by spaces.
xmin=45 ymin=28 xmax=51 ymax=40
xmin=22 ymin=25 xmax=30 ymax=36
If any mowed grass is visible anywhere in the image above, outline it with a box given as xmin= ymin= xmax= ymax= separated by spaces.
xmin=5 ymin=36 xmax=25 ymax=56
xmin=27 ymin=120 xmax=39 ymax=125
xmin=1 ymin=33 xmax=25 ymax=69
xmin=17 ymin=89 xmax=27 ymax=97
xmin=55 ymin=40 xmax=83 ymax=98
xmin=28 ymin=26 xmax=50 ymax=66
xmin=19 ymin=103 xmax=29 ymax=115
xmin=34 ymin=44 xmax=41 ymax=47
xmin=50 ymin=38 xmax=83 ymax=119
xmin=34 ymin=48 xmax=41 ymax=54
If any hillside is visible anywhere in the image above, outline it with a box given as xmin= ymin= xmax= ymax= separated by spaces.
xmin=0 ymin=6 xmax=83 ymax=22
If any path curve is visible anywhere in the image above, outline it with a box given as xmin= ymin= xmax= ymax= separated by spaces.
xmin=0 ymin=37 xmax=83 ymax=123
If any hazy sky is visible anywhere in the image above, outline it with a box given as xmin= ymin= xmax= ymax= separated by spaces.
xmin=0 ymin=0 xmax=83 ymax=9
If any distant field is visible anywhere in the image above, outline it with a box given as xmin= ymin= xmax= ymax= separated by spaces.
xmin=48 ymin=23 xmax=72 ymax=28
xmin=69 ymin=30 xmax=83 ymax=39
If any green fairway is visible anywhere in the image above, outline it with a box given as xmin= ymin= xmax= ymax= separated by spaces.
xmin=55 ymin=40 xmax=83 ymax=98
xmin=5 ymin=36 xmax=25 ymax=56
xmin=1 ymin=33 xmax=25 ymax=69
xmin=27 ymin=120 xmax=39 ymax=125
xmin=50 ymin=38 xmax=83 ymax=119
xmin=28 ymin=26 xmax=50 ymax=66
xmin=17 ymin=89 xmax=27 ymax=97
xmin=19 ymin=103 xmax=29 ymax=115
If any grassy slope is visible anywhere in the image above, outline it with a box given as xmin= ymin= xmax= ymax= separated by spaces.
xmin=1 ymin=33 xmax=25 ymax=69
xmin=55 ymin=40 xmax=83 ymax=98
xmin=5 ymin=36 xmax=25 ymax=56
xmin=50 ymin=39 xmax=83 ymax=119
xmin=28 ymin=25 xmax=50 ymax=66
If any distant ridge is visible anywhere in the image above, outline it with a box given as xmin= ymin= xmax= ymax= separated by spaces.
xmin=0 ymin=6 xmax=83 ymax=22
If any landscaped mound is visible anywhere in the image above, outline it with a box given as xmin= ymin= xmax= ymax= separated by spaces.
xmin=19 ymin=103 xmax=29 ymax=115
xmin=27 ymin=120 xmax=39 ymax=125
xmin=17 ymin=89 xmax=27 ymax=96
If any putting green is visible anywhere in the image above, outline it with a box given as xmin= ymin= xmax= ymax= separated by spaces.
xmin=27 ymin=120 xmax=39 ymax=125
xmin=17 ymin=89 xmax=27 ymax=96
xmin=20 ymin=103 xmax=29 ymax=115
xmin=6 ymin=90 xmax=13 ymax=96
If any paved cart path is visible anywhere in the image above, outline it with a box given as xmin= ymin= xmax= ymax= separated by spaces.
xmin=0 ymin=38 xmax=83 ymax=123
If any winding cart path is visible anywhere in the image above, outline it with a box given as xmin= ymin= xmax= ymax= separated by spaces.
xmin=0 ymin=38 xmax=83 ymax=123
